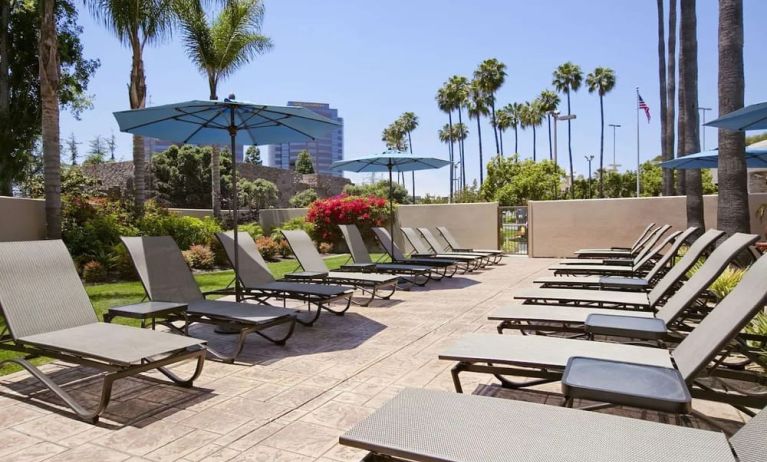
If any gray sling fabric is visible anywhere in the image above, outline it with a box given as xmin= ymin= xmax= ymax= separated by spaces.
xmin=626 ymin=224 xmax=671 ymax=265
xmin=673 ymin=253 xmax=767 ymax=380
xmin=576 ymin=223 xmax=656 ymax=255
xmin=419 ymin=228 xmax=485 ymax=257
xmin=729 ymin=406 xmax=767 ymax=462
xmin=338 ymin=224 xmax=374 ymax=264
xmin=401 ymin=227 xmax=435 ymax=254
xmin=372 ymin=227 xmax=409 ymax=261
xmin=0 ymin=240 xmax=97 ymax=338
xmin=217 ymin=231 xmax=276 ymax=285
xmin=121 ymin=236 xmax=204 ymax=302
xmin=281 ymin=230 xmax=330 ymax=272
xmin=436 ymin=226 xmax=502 ymax=253
xmin=642 ymin=227 xmax=697 ymax=281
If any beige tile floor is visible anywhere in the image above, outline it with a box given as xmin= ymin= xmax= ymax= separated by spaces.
xmin=0 ymin=256 xmax=751 ymax=461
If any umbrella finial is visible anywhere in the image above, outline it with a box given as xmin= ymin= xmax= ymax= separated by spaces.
xmin=225 ymin=94 xmax=236 ymax=102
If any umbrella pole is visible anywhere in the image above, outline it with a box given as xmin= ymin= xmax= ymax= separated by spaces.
xmin=388 ymin=163 xmax=395 ymax=260
xmin=230 ymin=107 xmax=241 ymax=303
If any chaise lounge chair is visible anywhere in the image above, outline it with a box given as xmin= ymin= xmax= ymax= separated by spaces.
xmin=441 ymin=252 xmax=767 ymax=413
xmin=573 ymin=222 xmax=657 ymax=258
xmin=416 ymin=227 xmax=494 ymax=266
xmin=401 ymin=227 xmax=486 ymax=270
xmin=0 ymin=240 xmax=206 ymax=422
xmin=215 ymin=232 xmax=354 ymax=326
xmin=372 ymin=227 xmax=460 ymax=277
xmin=122 ymin=236 xmax=297 ymax=362
xmin=436 ymin=226 xmax=505 ymax=264
xmin=280 ymin=230 xmax=400 ymax=306
xmin=340 ymin=388 xmax=765 ymax=462
xmin=557 ymin=224 xmax=671 ymax=265
xmin=512 ymin=229 xmax=733 ymax=310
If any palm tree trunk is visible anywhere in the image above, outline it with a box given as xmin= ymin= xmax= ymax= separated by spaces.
xmin=566 ymin=92 xmax=575 ymax=199
xmin=598 ymin=94 xmax=605 ymax=198
xmin=499 ymin=129 xmax=504 ymax=155
xmin=547 ymin=115 xmax=553 ymax=160
xmin=657 ymin=0 xmax=670 ymax=196
xmin=514 ymin=125 xmax=518 ymax=154
xmin=208 ymin=83 xmax=222 ymax=219
xmin=129 ymin=33 xmax=147 ymax=213
xmin=665 ymin=0 xmax=678 ymax=196
xmin=532 ymin=125 xmax=537 ymax=162
xmin=448 ymin=112 xmax=454 ymax=201
xmin=476 ymin=116 xmax=484 ymax=184
xmin=408 ymin=131 xmax=415 ymax=202
xmin=457 ymin=108 xmax=466 ymax=190
xmin=40 ymin=0 xmax=60 ymax=238
xmin=717 ymin=0 xmax=748 ymax=235
xmin=0 ymin=0 xmax=10 ymax=196
xmin=491 ymin=102 xmax=500 ymax=154
xmin=680 ymin=0 xmax=704 ymax=229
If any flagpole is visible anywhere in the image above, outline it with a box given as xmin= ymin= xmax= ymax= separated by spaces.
xmin=636 ymin=87 xmax=640 ymax=198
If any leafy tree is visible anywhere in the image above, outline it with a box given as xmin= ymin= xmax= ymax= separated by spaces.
xmin=454 ymin=180 xmax=483 ymax=203
xmin=586 ymin=66 xmax=617 ymax=197
xmin=288 ymin=188 xmax=318 ymax=207
xmin=175 ymin=0 xmax=272 ymax=219
xmin=473 ymin=58 xmax=506 ymax=154
xmin=552 ymin=61 xmax=583 ymax=198
xmin=65 ymin=133 xmax=80 ymax=165
xmin=152 ymin=145 xmax=213 ymax=208
xmin=343 ymin=180 xmax=411 ymax=204
xmin=244 ymin=145 xmax=262 ymax=165
xmin=83 ymin=151 xmax=106 ymax=165
xmin=382 ymin=121 xmax=407 ymax=152
xmin=238 ymin=178 xmax=278 ymax=212
xmin=295 ymin=149 xmax=315 ymax=174
xmin=481 ymin=155 xmax=566 ymax=205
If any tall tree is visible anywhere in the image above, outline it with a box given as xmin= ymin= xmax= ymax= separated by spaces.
xmin=176 ymin=0 xmax=272 ymax=219
xmin=467 ymin=80 xmax=489 ymax=184
xmin=494 ymin=108 xmax=511 ymax=155
xmin=436 ymin=84 xmax=455 ymax=200
xmin=716 ymin=0 xmax=748 ymax=236
xmin=658 ymin=0 xmax=674 ymax=196
xmin=294 ymin=149 xmax=314 ymax=174
xmin=87 ymin=0 xmax=175 ymax=212
xmin=398 ymin=112 xmax=419 ymax=201
xmin=40 ymin=0 xmax=60 ymax=238
xmin=552 ymin=61 xmax=583 ymax=198
xmin=382 ymin=121 xmax=408 ymax=151
xmin=503 ymin=102 xmax=523 ymax=154
xmin=537 ymin=90 xmax=560 ymax=160
xmin=107 ymin=132 xmax=117 ymax=161
xmin=447 ymin=75 xmax=469 ymax=190
xmin=521 ymin=100 xmax=544 ymax=161
xmin=65 ymin=133 xmax=80 ymax=165
xmin=666 ymin=0 xmax=677 ymax=196
xmin=586 ymin=67 xmax=616 ymax=198
xmin=244 ymin=145 xmax=262 ymax=165
xmin=679 ymin=0 xmax=704 ymax=229
xmin=473 ymin=58 xmax=506 ymax=155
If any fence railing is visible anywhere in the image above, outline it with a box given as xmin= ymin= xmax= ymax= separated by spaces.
xmin=499 ymin=206 xmax=528 ymax=255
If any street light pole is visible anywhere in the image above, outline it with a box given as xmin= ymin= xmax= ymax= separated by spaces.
xmin=698 ymin=107 xmax=712 ymax=150
xmin=585 ymin=154 xmax=594 ymax=199
xmin=608 ymin=123 xmax=621 ymax=171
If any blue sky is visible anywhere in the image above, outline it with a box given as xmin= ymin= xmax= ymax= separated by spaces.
xmin=62 ymin=0 xmax=767 ymax=195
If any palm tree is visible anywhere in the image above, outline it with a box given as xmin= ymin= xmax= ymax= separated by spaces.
xmin=494 ymin=108 xmax=511 ymax=155
xmin=658 ymin=0 xmax=672 ymax=196
xmin=436 ymin=85 xmax=455 ymax=200
xmin=466 ymin=80 xmax=490 ymax=184
xmin=537 ymin=90 xmax=560 ymax=161
xmin=447 ymin=75 xmax=469 ymax=189
xmin=552 ymin=61 xmax=583 ymax=198
xmin=398 ymin=112 xmax=419 ymax=201
xmin=40 ymin=0 xmax=60 ymax=238
xmin=521 ymin=100 xmax=544 ymax=161
xmin=679 ymin=0 xmax=704 ymax=229
xmin=666 ymin=0 xmax=677 ymax=196
xmin=473 ymin=58 xmax=507 ymax=155
xmin=382 ymin=123 xmax=407 ymax=151
xmin=717 ymin=0 xmax=748 ymax=235
xmin=503 ymin=102 xmax=523 ymax=154
xmin=176 ymin=0 xmax=272 ymax=219
xmin=586 ymin=67 xmax=616 ymax=198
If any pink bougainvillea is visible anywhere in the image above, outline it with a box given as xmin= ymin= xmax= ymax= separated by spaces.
xmin=306 ymin=194 xmax=389 ymax=243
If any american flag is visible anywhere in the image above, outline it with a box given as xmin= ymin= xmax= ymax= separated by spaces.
xmin=637 ymin=92 xmax=651 ymax=123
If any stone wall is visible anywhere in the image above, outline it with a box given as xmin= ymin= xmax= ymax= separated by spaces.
xmin=82 ymin=161 xmax=350 ymax=207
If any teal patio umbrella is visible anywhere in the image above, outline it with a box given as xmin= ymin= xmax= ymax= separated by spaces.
xmin=705 ymin=102 xmax=767 ymax=131
xmin=660 ymin=146 xmax=767 ymax=169
xmin=114 ymin=96 xmax=340 ymax=300
xmin=331 ymin=150 xmax=451 ymax=256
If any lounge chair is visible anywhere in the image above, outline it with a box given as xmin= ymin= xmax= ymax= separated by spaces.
xmin=573 ymin=222 xmax=657 ymax=258
xmin=280 ymin=230 xmax=400 ymax=306
xmin=491 ymin=231 xmax=758 ymax=338
xmin=215 ymin=232 xmax=354 ymax=326
xmin=372 ymin=227 xmax=460 ymax=277
xmin=441 ymin=252 xmax=767 ymax=413
xmin=340 ymin=388 xmax=764 ymax=462
xmin=337 ymin=224 xmax=433 ymax=285
xmin=0 ymin=240 xmax=206 ymax=422
xmin=122 ymin=236 xmax=297 ymax=362
xmin=436 ymin=226 xmax=505 ymax=264
xmin=512 ymin=229 xmax=733 ymax=310
xmin=539 ymin=227 xmax=694 ymax=285
xmin=417 ymin=227 xmax=494 ymax=266
xmin=401 ymin=227 xmax=486 ymax=270
xmin=557 ymin=224 xmax=671 ymax=265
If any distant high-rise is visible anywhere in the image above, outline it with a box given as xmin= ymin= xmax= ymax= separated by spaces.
xmin=268 ymin=102 xmax=343 ymax=176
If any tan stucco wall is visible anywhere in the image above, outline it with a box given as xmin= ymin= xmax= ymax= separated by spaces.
xmin=0 ymin=196 xmax=46 ymax=242
xmin=529 ymin=193 xmax=767 ymax=257
xmin=395 ymin=202 xmax=500 ymax=253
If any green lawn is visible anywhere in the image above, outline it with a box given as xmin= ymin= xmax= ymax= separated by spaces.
xmin=0 ymin=253 xmax=383 ymax=376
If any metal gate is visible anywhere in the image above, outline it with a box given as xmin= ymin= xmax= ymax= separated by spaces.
xmin=499 ymin=206 xmax=528 ymax=255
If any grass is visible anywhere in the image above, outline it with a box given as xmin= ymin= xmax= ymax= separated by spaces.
xmin=0 ymin=253 xmax=379 ymax=376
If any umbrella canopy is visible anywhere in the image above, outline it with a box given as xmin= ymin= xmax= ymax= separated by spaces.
xmin=704 ymin=102 xmax=767 ymax=131
xmin=660 ymin=146 xmax=767 ymax=169
xmin=114 ymin=98 xmax=340 ymax=301
xmin=332 ymin=150 xmax=451 ymax=256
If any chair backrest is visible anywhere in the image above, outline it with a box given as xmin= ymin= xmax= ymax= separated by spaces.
xmin=401 ymin=227 xmax=433 ymax=254
xmin=372 ymin=227 xmax=408 ymax=261
xmin=216 ymin=232 xmax=276 ymax=286
xmin=436 ymin=226 xmax=461 ymax=251
xmin=630 ymin=223 xmax=657 ymax=253
xmin=631 ymin=230 xmax=681 ymax=272
xmin=646 ymin=229 xmax=724 ymax=306
xmin=730 ymin=406 xmax=767 ymax=462
xmin=280 ymin=230 xmax=329 ymax=272
xmin=655 ymin=233 xmax=758 ymax=324
xmin=630 ymin=225 xmax=671 ymax=265
xmin=121 ymin=236 xmax=203 ymax=303
xmin=643 ymin=227 xmax=698 ymax=282
xmin=418 ymin=228 xmax=449 ymax=253
xmin=673 ymin=253 xmax=767 ymax=381
xmin=338 ymin=225 xmax=373 ymax=264
xmin=0 ymin=240 xmax=97 ymax=339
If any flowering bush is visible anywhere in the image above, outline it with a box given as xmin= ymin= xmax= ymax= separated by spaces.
xmin=256 ymin=236 xmax=281 ymax=261
xmin=318 ymin=242 xmax=334 ymax=254
xmin=306 ymin=194 xmax=389 ymax=244
xmin=82 ymin=260 xmax=107 ymax=283
xmin=182 ymin=244 xmax=216 ymax=270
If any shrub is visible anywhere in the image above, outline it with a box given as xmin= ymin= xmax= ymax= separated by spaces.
xmin=306 ymin=194 xmax=388 ymax=244
xmin=138 ymin=201 xmax=222 ymax=249
xmin=240 ymin=222 xmax=264 ymax=240
xmin=271 ymin=216 xmax=314 ymax=244
xmin=82 ymin=260 xmax=107 ymax=283
xmin=344 ymin=181 xmax=411 ymax=204
xmin=708 ymin=266 xmax=746 ymax=301
xmin=318 ymin=242 xmax=334 ymax=254
xmin=109 ymin=243 xmax=137 ymax=280
xmin=278 ymin=239 xmax=292 ymax=258
xmin=255 ymin=236 xmax=280 ymax=261
xmin=289 ymin=189 xmax=319 ymax=208
xmin=182 ymin=244 xmax=215 ymax=270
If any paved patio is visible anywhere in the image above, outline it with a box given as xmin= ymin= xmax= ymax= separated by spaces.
xmin=0 ymin=256 xmax=750 ymax=461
